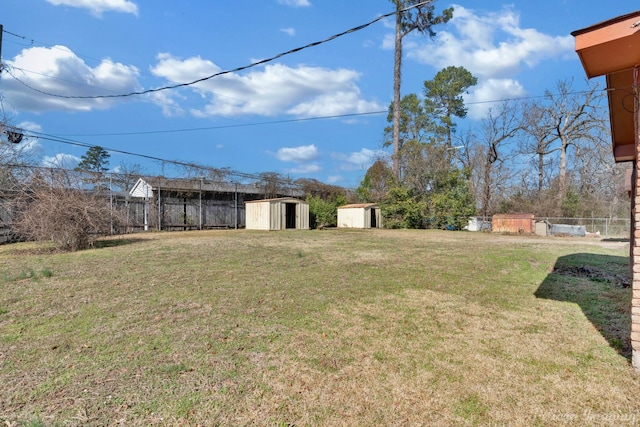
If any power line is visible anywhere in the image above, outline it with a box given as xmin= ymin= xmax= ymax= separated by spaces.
xmin=6 ymin=66 xmax=131 ymax=96
xmin=25 ymin=131 xmax=264 ymax=181
xmin=2 ymin=1 xmax=430 ymax=100
xmin=31 ymin=88 xmax=612 ymax=139
xmin=4 ymin=65 xmax=190 ymax=113
xmin=52 ymin=111 xmax=388 ymax=137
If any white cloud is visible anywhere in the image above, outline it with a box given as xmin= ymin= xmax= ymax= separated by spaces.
xmin=290 ymin=163 xmax=321 ymax=174
xmin=276 ymin=144 xmax=318 ymax=162
xmin=381 ymin=33 xmax=395 ymax=50
xmin=277 ymin=0 xmax=311 ymax=7
xmin=148 ymin=90 xmax=186 ymax=117
xmin=326 ymin=175 xmax=343 ymax=184
xmin=398 ymin=5 xmax=573 ymax=120
xmin=287 ymin=91 xmax=382 ymax=118
xmin=280 ymin=27 xmax=296 ymax=36
xmin=45 ymin=0 xmax=138 ymax=17
xmin=407 ymin=5 xmax=573 ymax=78
xmin=275 ymin=144 xmax=320 ymax=175
xmin=151 ymin=54 xmax=383 ymax=118
xmin=43 ymin=153 xmax=81 ymax=168
xmin=466 ymin=78 xmax=526 ymax=120
xmin=334 ymin=148 xmax=386 ymax=171
xmin=5 ymin=45 xmax=140 ymax=112
xmin=17 ymin=121 xmax=42 ymax=133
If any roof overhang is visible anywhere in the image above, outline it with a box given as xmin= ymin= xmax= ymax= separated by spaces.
xmin=572 ymin=10 xmax=640 ymax=162
xmin=606 ymin=70 xmax=636 ymax=162
xmin=572 ymin=11 xmax=640 ymax=78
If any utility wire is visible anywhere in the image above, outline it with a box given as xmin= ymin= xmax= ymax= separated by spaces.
xmin=35 ymin=88 xmax=612 ymax=139
xmin=4 ymin=1 xmax=431 ymax=100
xmin=26 ymin=132 xmax=264 ymax=181
xmin=54 ymin=111 xmax=388 ymax=137
xmin=2 ymin=28 xmax=33 ymax=44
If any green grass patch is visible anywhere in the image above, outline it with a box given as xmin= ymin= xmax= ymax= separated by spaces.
xmin=1 ymin=267 xmax=53 ymax=283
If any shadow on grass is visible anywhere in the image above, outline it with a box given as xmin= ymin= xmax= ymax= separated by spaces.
xmin=535 ymin=253 xmax=632 ymax=361
xmin=93 ymin=237 xmax=149 ymax=249
xmin=601 ymin=238 xmax=630 ymax=243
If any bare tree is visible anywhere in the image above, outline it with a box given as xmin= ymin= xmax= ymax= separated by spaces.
xmin=256 ymin=172 xmax=293 ymax=199
xmin=544 ymin=79 xmax=605 ymax=202
xmin=356 ymin=159 xmax=395 ymax=202
xmin=521 ymin=101 xmax=557 ymax=194
xmin=571 ymin=124 xmax=628 ymax=218
xmin=111 ymin=161 xmax=146 ymax=193
xmin=476 ymin=102 xmax=523 ymax=217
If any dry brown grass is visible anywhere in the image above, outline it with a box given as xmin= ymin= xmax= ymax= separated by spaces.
xmin=0 ymin=229 xmax=638 ymax=426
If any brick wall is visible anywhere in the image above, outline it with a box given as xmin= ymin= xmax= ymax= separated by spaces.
xmin=633 ymin=154 xmax=640 ymax=370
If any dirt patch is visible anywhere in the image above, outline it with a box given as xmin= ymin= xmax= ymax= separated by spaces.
xmin=553 ymin=264 xmax=631 ymax=288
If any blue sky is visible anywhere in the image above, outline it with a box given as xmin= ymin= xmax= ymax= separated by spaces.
xmin=1 ymin=0 xmax=637 ymax=188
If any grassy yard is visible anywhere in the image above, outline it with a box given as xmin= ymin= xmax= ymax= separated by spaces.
xmin=0 ymin=229 xmax=638 ymax=426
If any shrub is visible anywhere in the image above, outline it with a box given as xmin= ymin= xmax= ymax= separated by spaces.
xmin=12 ymin=170 xmax=120 ymax=251
xmin=307 ymin=194 xmax=347 ymax=229
xmin=380 ymin=186 xmax=426 ymax=229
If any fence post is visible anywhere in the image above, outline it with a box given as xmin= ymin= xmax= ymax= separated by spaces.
xmin=158 ymin=181 xmax=162 ymax=231
xmin=109 ymin=173 xmax=114 ymax=235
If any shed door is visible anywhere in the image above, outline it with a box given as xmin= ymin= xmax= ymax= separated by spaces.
xmin=370 ymin=208 xmax=377 ymax=228
xmin=285 ymin=203 xmax=297 ymax=229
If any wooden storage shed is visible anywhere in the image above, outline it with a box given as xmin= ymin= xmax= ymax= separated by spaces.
xmin=245 ymin=198 xmax=309 ymax=230
xmin=492 ymin=214 xmax=535 ymax=234
xmin=337 ymin=203 xmax=382 ymax=229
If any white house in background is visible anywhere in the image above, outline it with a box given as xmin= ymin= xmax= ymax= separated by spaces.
xmin=129 ymin=178 xmax=154 ymax=231
xmin=245 ymin=198 xmax=309 ymax=230
xmin=337 ymin=203 xmax=382 ymax=229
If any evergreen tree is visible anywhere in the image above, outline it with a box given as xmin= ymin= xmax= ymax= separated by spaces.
xmin=423 ymin=65 xmax=477 ymax=148
xmin=75 ymin=146 xmax=111 ymax=173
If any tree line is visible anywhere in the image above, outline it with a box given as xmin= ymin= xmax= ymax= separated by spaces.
xmin=0 ymin=0 xmax=629 ymax=249
xmin=368 ymin=0 xmax=628 ymax=229
xmin=356 ymin=66 xmax=627 ymax=229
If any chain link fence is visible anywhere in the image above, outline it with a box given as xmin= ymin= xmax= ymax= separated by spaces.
xmin=537 ymin=217 xmax=630 ymax=238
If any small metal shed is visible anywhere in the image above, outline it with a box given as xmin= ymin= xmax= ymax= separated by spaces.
xmin=337 ymin=203 xmax=382 ymax=229
xmin=245 ymin=198 xmax=309 ymax=230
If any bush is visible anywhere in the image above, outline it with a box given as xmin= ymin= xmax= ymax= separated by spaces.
xmin=380 ymin=186 xmax=426 ymax=229
xmin=427 ymin=169 xmax=476 ymax=230
xmin=307 ymin=194 xmax=347 ymax=229
xmin=12 ymin=171 xmax=119 ymax=251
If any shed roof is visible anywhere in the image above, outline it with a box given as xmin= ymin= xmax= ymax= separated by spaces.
xmin=572 ymin=10 xmax=640 ymax=162
xmin=339 ymin=203 xmax=378 ymax=209
xmin=245 ymin=197 xmax=307 ymax=204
